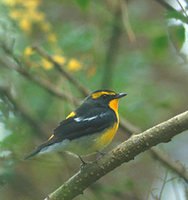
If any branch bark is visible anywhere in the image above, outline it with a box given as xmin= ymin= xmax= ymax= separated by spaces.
xmin=120 ymin=115 xmax=188 ymax=183
xmin=45 ymin=110 xmax=188 ymax=200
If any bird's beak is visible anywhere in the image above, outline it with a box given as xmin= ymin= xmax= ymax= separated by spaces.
xmin=115 ymin=93 xmax=127 ymax=99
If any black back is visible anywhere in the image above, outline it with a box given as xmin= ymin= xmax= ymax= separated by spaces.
xmin=52 ymin=101 xmax=117 ymax=142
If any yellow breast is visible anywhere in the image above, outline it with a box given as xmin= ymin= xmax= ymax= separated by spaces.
xmin=96 ymin=98 xmax=120 ymax=150
xmin=96 ymin=122 xmax=119 ymax=150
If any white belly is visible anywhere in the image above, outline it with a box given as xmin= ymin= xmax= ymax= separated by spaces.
xmin=39 ymin=123 xmax=118 ymax=157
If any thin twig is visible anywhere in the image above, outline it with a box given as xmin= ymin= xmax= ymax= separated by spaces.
xmin=0 ymin=86 xmax=46 ymax=138
xmin=172 ymin=179 xmax=181 ymax=200
xmin=151 ymin=191 xmax=158 ymax=200
xmin=120 ymin=0 xmax=136 ymax=43
xmin=159 ymin=170 xmax=168 ymax=200
xmin=32 ymin=45 xmax=90 ymax=97
xmin=0 ymin=54 xmax=80 ymax=106
xmin=176 ymin=0 xmax=188 ymax=17
xmin=151 ymin=149 xmax=188 ymax=182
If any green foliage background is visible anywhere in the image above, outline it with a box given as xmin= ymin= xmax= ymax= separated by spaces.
xmin=0 ymin=0 xmax=188 ymax=199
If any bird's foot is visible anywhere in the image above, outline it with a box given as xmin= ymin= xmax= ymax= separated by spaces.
xmin=97 ymin=151 xmax=106 ymax=156
xmin=79 ymin=156 xmax=87 ymax=168
xmin=79 ymin=156 xmax=93 ymax=169
xmin=96 ymin=151 xmax=106 ymax=160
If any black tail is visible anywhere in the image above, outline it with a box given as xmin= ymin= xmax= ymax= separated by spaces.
xmin=24 ymin=142 xmax=50 ymax=159
xmin=23 ymin=147 xmax=42 ymax=160
xmin=23 ymin=140 xmax=53 ymax=160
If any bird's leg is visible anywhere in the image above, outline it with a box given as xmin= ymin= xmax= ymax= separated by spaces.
xmin=97 ymin=151 xmax=106 ymax=156
xmin=96 ymin=151 xmax=106 ymax=160
xmin=78 ymin=155 xmax=87 ymax=166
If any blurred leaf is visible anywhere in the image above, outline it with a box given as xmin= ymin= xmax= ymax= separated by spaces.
xmin=58 ymin=24 xmax=94 ymax=54
xmin=156 ymin=99 xmax=172 ymax=109
xmin=0 ymin=20 xmax=15 ymax=53
xmin=166 ymin=10 xmax=188 ymax=24
xmin=152 ymin=35 xmax=168 ymax=55
xmin=0 ymin=160 xmax=15 ymax=189
xmin=0 ymin=1 xmax=187 ymax=199
xmin=0 ymin=97 xmax=14 ymax=120
xmin=168 ymin=24 xmax=185 ymax=52
xmin=123 ymin=179 xmax=134 ymax=190
xmin=75 ymin=0 xmax=90 ymax=10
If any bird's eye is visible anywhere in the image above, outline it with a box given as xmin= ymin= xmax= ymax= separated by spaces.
xmin=102 ymin=94 xmax=108 ymax=99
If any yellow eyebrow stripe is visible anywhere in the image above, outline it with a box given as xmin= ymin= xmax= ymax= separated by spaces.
xmin=92 ymin=91 xmax=115 ymax=99
xmin=48 ymin=134 xmax=54 ymax=141
xmin=66 ymin=111 xmax=76 ymax=119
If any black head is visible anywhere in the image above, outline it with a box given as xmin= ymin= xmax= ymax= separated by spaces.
xmin=85 ymin=89 xmax=127 ymax=106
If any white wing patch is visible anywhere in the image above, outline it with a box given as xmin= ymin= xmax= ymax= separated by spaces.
xmin=74 ymin=115 xmax=98 ymax=122
xmin=74 ymin=113 xmax=106 ymax=122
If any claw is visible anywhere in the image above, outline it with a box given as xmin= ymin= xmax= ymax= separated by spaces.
xmin=96 ymin=151 xmax=106 ymax=160
xmin=79 ymin=156 xmax=87 ymax=167
xmin=97 ymin=151 xmax=106 ymax=156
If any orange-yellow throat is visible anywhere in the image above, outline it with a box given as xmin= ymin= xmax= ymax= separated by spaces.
xmin=109 ymin=99 xmax=119 ymax=123
xmin=96 ymin=99 xmax=120 ymax=149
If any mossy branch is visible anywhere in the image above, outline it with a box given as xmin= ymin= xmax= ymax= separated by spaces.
xmin=45 ymin=110 xmax=188 ymax=200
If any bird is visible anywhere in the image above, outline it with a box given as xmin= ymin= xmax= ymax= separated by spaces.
xmin=24 ymin=89 xmax=127 ymax=163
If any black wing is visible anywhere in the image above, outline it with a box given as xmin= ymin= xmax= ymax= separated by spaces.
xmin=51 ymin=106 xmax=116 ymax=143
xmin=24 ymin=105 xmax=117 ymax=160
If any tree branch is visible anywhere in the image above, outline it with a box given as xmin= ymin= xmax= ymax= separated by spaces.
xmin=32 ymin=45 xmax=90 ymax=97
xmin=151 ymin=148 xmax=188 ymax=182
xmin=120 ymin=115 xmax=188 ymax=183
xmin=45 ymin=110 xmax=188 ymax=200
xmin=120 ymin=0 xmax=136 ymax=43
xmin=0 ymin=54 xmax=80 ymax=106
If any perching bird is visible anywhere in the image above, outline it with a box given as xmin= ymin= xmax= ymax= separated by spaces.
xmin=24 ymin=89 xmax=127 ymax=162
